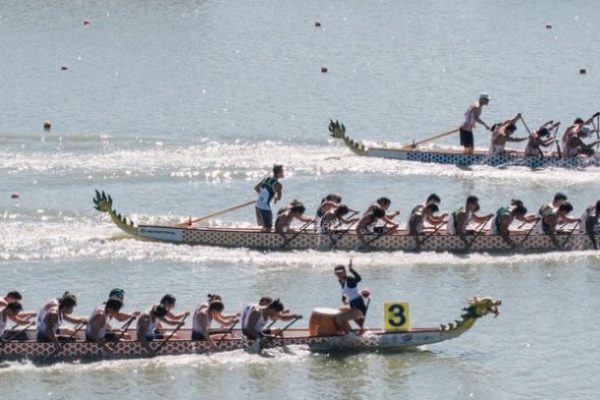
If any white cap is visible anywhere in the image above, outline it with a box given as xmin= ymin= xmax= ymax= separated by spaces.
xmin=479 ymin=92 xmax=490 ymax=100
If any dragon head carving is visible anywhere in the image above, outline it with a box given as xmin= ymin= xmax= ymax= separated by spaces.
xmin=328 ymin=119 xmax=346 ymax=139
xmin=462 ymin=297 xmax=502 ymax=319
xmin=93 ymin=190 xmax=136 ymax=233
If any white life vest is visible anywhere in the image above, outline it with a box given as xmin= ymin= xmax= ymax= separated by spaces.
xmin=447 ymin=209 xmax=472 ymax=235
xmin=37 ymin=303 xmax=62 ymax=336
xmin=341 ymin=280 xmax=361 ymax=303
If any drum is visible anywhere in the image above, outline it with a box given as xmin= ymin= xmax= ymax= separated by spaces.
xmin=309 ymin=308 xmax=342 ymax=337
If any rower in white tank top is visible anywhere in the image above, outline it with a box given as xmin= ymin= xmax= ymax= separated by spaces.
xmin=85 ymin=305 xmax=109 ymax=341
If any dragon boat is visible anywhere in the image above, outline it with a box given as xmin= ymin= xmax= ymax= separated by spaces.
xmin=0 ymin=297 xmax=500 ymax=363
xmin=329 ymin=120 xmax=600 ymax=169
xmin=94 ymin=191 xmax=600 ymax=254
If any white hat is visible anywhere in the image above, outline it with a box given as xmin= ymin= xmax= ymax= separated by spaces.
xmin=479 ymin=93 xmax=490 ymax=100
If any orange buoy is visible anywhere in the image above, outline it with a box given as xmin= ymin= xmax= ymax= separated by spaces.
xmin=315 ymin=20 xmax=322 ymax=27
xmin=43 ymin=121 xmax=52 ymax=130
xmin=11 ymin=192 xmax=19 ymax=199
xmin=321 ymin=66 xmax=328 ymax=73
xmin=580 ymin=68 xmax=587 ymax=75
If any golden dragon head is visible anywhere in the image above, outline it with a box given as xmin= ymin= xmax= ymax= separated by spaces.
xmin=462 ymin=297 xmax=502 ymax=319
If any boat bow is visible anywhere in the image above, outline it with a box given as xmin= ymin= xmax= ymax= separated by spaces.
xmin=439 ymin=297 xmax=501 ymax=340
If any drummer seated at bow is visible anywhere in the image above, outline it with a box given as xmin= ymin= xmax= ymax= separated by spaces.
xmin=446 ymin=196 xmax=493 ymax=244
xmin=0 ymin=290 xmax=36 ymax=320
xmin=539 ymin=202 xmax=578 ymax=246
xmin=356 ymin=207 xmax=398 ymax=245
xmin=562 ymin=114 xmax=600 ymax=158
xmin=1 ymin=301 xmax=31 ymax=342
xmin=241 ymin=299 xmax=301 ymax=340
xmin=488 ymin=114 xmax=528 ymax=156
xmin=333 ymin=262 xmax=368 ymax=335
xmin=86 ymin=297 xmax=140 ymax=343
xmin=490 ymin=201 xmax=537 ymax=248
xmin=408 ymin=203 xmax=445 ymax=236
xmin=137 ymin=304 xmax=183 ymax=342
xmin=275 ymin=201 xmax=314 ymax=236
xmin=319 ymin=204 xmax=358 ymax=234
xmin=192 ymin=294 xmax=240 ymax=341
xmin=524 ymin=123 xmax=557 ymax=157
xmin=36 ymin=292 xmax=88 ymax=343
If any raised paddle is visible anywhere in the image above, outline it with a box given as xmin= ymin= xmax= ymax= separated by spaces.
xmin=402 ymin=128 xmax=460 ymax=149
xmin=154 ymin=315 xmax=188 ymax=354
xmin=175 ymin=200 xmax=255 ymax=227
xmin=215 ymin=319 xmax=239 ymax=346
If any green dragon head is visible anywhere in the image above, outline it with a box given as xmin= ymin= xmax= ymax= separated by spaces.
xmin=93 ymin=190 xmax=136 ymax=234
xmin=328 ymin=119 xmax=367 ymax=155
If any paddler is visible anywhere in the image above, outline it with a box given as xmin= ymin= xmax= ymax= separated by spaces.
xmin=490 ymin=201 xmax=536 ymax=248
xmin=488 ymin=114 xmax=528 ymax=156
xmin=1 ymin=301 xmax=31 ymax=341
xmin=524 ymin=123 xmax=557 ymax=156
xmin=356 ymin=207 xmax=398 ymax=245
xmin=159 ymin=294 xmax=190 ymax=324
xmin=0 ymin=291 xmax=36 ymax=319
xmin=580 ymin=200 xmax=600 ymax=249
xmin=314 ymin=194 xmax=342 ymax=231
xmin=539 ymin=193 xmax=578 ymax=225
xmin=408 ymin=203 xmax=444 ymax=236
xmin=410 ymin=194 xmax=447 ymax=225
xmin=241 ymin=299 xmax=301 ymax=340
xmin=319 ymin=204 xmax=358 ymax=234
xmin=254 ymin=164 xmax=284 ymax=231
xmin=334 ymin=261 xmax=368 ymax=334
xmin=137 ymin=304 xmax=183 ymax=342
xmin=85 ymin=292 xmax=140 ymax=342
xmin=191 ymin=294 xmax=240 ymax=341
xmin=539 ymin=202 xmax=578 ymax=246
xmin=275 ymin=201 xmax=314 ymax=236
xmin=459 ymin=93 xmax=491 ymax=154
xmin=364 ymin=197 xmax=400 ymax=225
xmin=446 ymin=196 xmax=494 ymax=244
xmin=561 ymin=114 xmax=600 ymax=158
xmin=36 ymin=292 xmax=88 ymax=343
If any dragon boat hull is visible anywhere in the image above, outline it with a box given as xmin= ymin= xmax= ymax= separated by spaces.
xmin=329 ymin=121 xmax=600 ymax=168
xmin=0 ymin=325 xmax=473 ymax=362
xmin=94 ymin=191 xmax=599 ymax=254
xmin=131 ymin=224 xmax=599 ymax=254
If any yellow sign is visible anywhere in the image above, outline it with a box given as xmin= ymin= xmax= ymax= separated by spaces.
xmin=384 ymin=302 xmax=410 ymax=332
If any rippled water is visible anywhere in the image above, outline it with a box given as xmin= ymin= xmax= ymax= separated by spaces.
xmin=2 ymin=0 xmax=600 ymax=399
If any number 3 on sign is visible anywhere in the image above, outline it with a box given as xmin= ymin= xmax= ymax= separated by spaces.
xmin=384 ymin=302 xmax=410 ymax=332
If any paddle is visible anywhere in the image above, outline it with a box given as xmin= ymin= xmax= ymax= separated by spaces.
xmin=560 ymin=220 xmax=580 ymax=249
xmin=329 ymin=216 xmax=359 ymax=249
xmin=416 ymin=221 xmax=447 ymax=248
xmin=115 ymin=315 xmax=137 ymax=342
xmin=464 ymin=216 xmax=493 ymax=251
xmin=48 ymin=322 xmax=86 ymax=357
xmin=280 ymin=220 xmax=314 ymax=249
xmin=258 ymin=316 xmax=301 ymax=351
xmin=175 ymin=200 xmax=255 ymax=227
xmin=402 ymin=128 xmax=460 ymax=149
xmin=215 ymin=319 xmax=239 ymax=346
xmin=153 ymin=315 xmax=188 ymax=354
xmin=357 ymin=225 xmax=398 ymax=250
xmin=518 ymin=219 xmax=540 ymax=247
xmin=0 ymin=322 xmax=34 ymax=346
